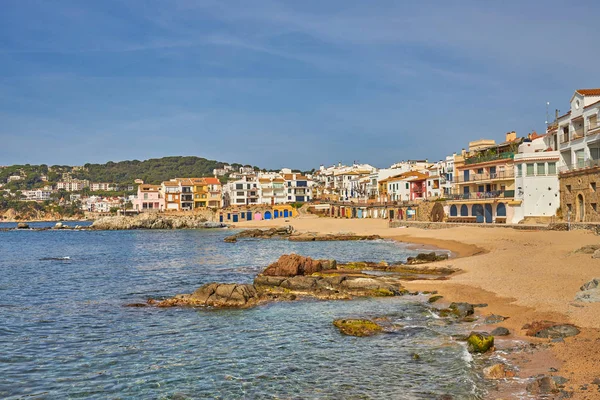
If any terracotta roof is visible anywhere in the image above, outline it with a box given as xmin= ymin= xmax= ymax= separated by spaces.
xmin=283 ymin=174 xmax=308 ymax=180
xmin=203 ymin=177 xmax=221 ymax=185
xmin=387 ymin=171 xmax=429 ymax=182
xmin=162 ymin=181 xmax=179 ymax=187
xmin=577 ymin=89 xmax=600 ymax=96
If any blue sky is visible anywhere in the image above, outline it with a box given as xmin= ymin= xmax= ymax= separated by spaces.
xmin=1 ymin=0 xmax=598 ymax=169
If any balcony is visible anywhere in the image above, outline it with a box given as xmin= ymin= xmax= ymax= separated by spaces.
xmin=464 ymin=152 xmax=514 ymax=165
xmin=454 ymin=170 xmax=515 ymax=183
xmin=588 ymin=125 xmax=600 ymax=136
xmin=448 ymin=190 xmax=515 ymax=201
xmin=559 ymin=159 xmax=600 ymax=174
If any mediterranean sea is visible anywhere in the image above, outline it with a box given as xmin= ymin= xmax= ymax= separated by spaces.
xmin=0 ymin=227 xmax=486 ymax=399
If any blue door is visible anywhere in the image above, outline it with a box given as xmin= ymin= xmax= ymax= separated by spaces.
xmin=219 ymin=215 xmax=223 ymax=222
xmin=233 ymin=214 xmax=239 ymax=223
xmin=264 ymin=211 xmax=272 ymax=220
xmin=497 ymin=203 xmax=506 ymax=217
xmin=289 ymin=211 xmax=293 ymax=217
xmin=473 ymin=205 xmax=484 ymax=223
xmin=274 ymin=210 xmax=279 ymax=218
xmin=247 ymin=212 xmax=252 ymax=220
xmin=464 ymin=170 xmax=470 ymax=182
xmin=450 ymin=205 xmax=458 ymax=216
xmin=357 ymin=209 xmax=363 ymax=218
xmin=283 ymin=210 xmax=289 ymax=218
xmin=484 ymin=204 xmax=493 ymax=223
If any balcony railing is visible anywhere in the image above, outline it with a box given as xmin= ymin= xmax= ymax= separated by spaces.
xmin=448 ymin=190 xmax=515 ymax=201
xmin=454 ymin=170 xmax=515 ymax=183
xmin=559 ymin=159 xmax=600 ymax=174
xmin=588 ymin=125 xmax=600 ymax=135
xmin=464 ymin=152 xmax=514 ymax=165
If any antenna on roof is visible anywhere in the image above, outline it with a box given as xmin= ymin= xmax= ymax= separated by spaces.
xmin=545 ymin=101 xmax=550 ymax=125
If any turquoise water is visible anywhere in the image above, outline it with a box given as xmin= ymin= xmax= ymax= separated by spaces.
xmin=0 ymin=229 xmax=485 ymax=399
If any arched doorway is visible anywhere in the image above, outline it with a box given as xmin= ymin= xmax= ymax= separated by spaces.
xmin=254 ymin=212 xmax=262 ymax=220
xmin=460 ymin=205 xmax=469 ymax=216
xmin=264 ymin=211 xmax=272 ymax=220
xmin=283 ymin=210 xmax=289 ymax=218
xmin=578 ymin=194 xmax=585 ymax=222
xmin=450 ymin=205 xmax=458 ymax=217
xmin=274 ymin=210 xmax=279 ymax=218
xmin=497 ymin=202 xmax=506 ymax=217
xmin=484 ymin=204 xmax=493 ymax=223
xmin=431 ymin=202 xmax=445 ymax=222
xmin=472 ymin=204 xmax=484 ymax=223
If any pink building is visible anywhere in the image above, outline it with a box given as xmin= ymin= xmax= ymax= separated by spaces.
xmin=133 ymin=184 xmax=164 ymax=212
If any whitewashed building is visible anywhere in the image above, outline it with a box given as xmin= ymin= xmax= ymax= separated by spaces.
xmin=513 ymin=134 xmax=560 ymax=223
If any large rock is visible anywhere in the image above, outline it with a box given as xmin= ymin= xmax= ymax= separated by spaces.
xmin=449 ymin=302 xmax=475 ymax=318
xmin=333 ymin=319 xmax=383 ymax=337
xmin=406 ymin=252 xmax=449 ymax=265
xmin=16 ymin=222 xmax=29 ymax=229
xmin=467 ymin=332 xmax=494 ymax=353
xmin=224 ymin=226 xmax=294 ymax=241
xmin=91 ymin=213 xmax=219 ymax=230
xmin=522 ymin=321 xmax=580 ymax=338
xmin=262 ymin=254 xmax=323 ymax=277
xmin=158 ymin=283 xmax=260 ymax=308
xmin=491 ymin=327 xmax=510 ymax=336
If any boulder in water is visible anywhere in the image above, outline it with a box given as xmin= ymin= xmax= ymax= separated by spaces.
xmin=333 ymin=319 xmax=383 ymax=337
xmin=16 ymin=222 xmax=29 ymax=229
xmin=262 ymin=254 xmax=323 ymax=277
xmin=54 ymin=222 xmax=63 ymax=229
xmin=467 ymin=332 xmax=494 ymax=353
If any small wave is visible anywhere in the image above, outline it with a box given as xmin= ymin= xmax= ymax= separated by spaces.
xmin=39 ymin=256 xmax=71 ymax=261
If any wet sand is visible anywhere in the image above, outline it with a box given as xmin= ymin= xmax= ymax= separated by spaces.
xmin=235 ymin=215 xmax=600 ymax=399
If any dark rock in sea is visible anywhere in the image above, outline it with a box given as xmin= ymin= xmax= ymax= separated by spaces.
xmin=428 ymin=295 xmax=443 ymax=303
xmin=449 ymin=302 xmax=474 ymax=318
xmin=223 ymin=236 xmax=237 ymax=243
xmin=16 ymin=222 xmax=29 ymax=229
xmin=527 ymin=376 xmax=559 ymax=395
xmin=522 ymin=321 xmax=580 ymax=339
xmin=484 ymin=314 xmax=507 ymax=324
xmin=405 ymin=252 xmax=449 ymax=265
xmin=490 ymin=327 xmax=510 ymax=336
xmin=466 ymin=332 xmax=494 ymax=353
xmin=54 ymin=222 xmax=64 ymax=229
xmin=159 ymin=283 xmax=262 ymax=308
xmin=124 ymin=303 xmax=148 ymax=307
xmin=332 ymin=319 xmax=383 ymax=337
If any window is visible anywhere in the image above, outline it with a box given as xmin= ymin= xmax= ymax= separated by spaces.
xmin=567 ymin=204 xmax=572 ymax=212
xmin=566 ymin=185 xmax=571 ymax=193
xmin=592 ymin=182 xmax=597 ymax=192
xmin=593 ymin=203 xmax=598 ymax=212
xmin=591 ymin=148 xmax=600 ymax=160
xmin=575 ymin=149 xmax=585 ymax=168
xmin=516 ymin=164 xmax=522 ymax=177
xmin=405 ymin=183 xmax=409 ymax=189
xmin=144 ymin=193 xmax=148 ymax=200
xmin=477 ymin=168 xmax=483 ymax=174
xmin=537 ymin=163 xmax=545 ymax=176
xmin=526 ymin=164 xmax=535 ymax=176
xmin=548 ymin=162 xmax=556 ymax=175
xmin=236 ymin=184 xmax=243 ymax=190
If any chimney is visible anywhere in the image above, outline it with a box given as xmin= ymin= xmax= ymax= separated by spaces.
xmin=461 ymin=148 xmax=466 ymax=157
xmin=506 ymin=131 xmax=517 ymax=142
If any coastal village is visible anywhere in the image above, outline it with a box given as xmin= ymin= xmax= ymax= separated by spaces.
xmin=2 ymin=88 xmax=600 ymax=226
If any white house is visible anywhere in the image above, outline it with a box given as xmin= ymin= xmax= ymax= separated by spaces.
xmin=222 ymin=176 xmax=260 ymax=206
xmin=555 ymin=89 xmax=600 ymax=171
xmin=512 ymin=134 xmax=560 ymax=223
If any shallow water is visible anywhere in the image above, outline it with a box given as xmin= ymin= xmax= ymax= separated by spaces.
xmin=0 ymin=229 xmax=485 ymax=399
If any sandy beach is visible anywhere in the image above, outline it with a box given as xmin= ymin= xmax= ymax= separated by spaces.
xmin=236 ymin=215 xmax=600 ymax=399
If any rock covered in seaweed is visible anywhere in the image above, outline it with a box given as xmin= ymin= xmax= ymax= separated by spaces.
xmin=467 ymin=332 xmax=494 ymax=353
xmin=333 ymin=319 xmax=383 ymax=337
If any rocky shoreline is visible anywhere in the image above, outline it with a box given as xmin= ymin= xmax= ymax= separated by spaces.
xmin=150 ymin=254 xmax=438 ymax=308
xmin=90 ymin=214 xmax=226 ymax=230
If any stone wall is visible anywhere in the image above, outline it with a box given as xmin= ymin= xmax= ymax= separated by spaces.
xmin=559 ymin=169 xmax=600 ymax=222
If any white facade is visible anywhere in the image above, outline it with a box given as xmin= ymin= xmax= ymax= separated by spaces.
xmin=223 ymin=177 xmax=260 ymax=206
xmin=513 ymin=136 xmax=560 ymax=223
xmin=90 ymin=182 xmax=115 ymax=191
xmin=556 ymin=89 xmax=600 ymax=171
xmin=57 ymin=180 xmax=88 ymax=191
xmin=21 ymin=189 xmax=52 ymax=201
